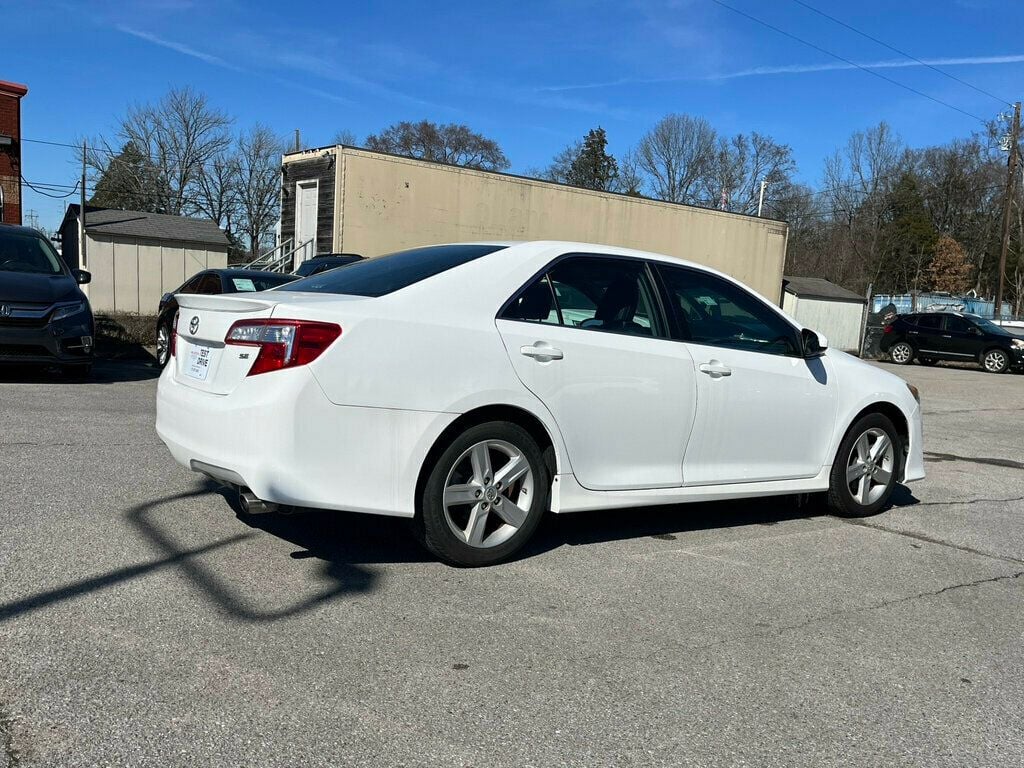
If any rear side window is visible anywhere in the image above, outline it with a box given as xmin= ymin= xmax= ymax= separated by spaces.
xmin=914 ymin=315 xmax=943 ymax=330
xmin=283 ymin=244 xmax=505 ymax=297
xmin=502 ymin=255 xmax=665 ymax=338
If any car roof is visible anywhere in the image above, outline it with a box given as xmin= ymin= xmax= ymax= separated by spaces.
xmin=0 ymin=224 xmax=48 ymax=237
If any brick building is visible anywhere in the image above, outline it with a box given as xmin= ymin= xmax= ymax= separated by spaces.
xmin=0 ymin=79 xmax=28 ymax=225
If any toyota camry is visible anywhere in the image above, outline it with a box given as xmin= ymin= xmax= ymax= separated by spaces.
xmin=156 ymin=241 xmax=924 ymax=566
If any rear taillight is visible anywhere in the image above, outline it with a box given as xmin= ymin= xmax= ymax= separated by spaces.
xmin=170 ymin=311 xmax=179 ymax=357
xmin=883 ymin=324 xmax=893 ymax=334
xmin=225 ymin=319 xmax=341 ymax=376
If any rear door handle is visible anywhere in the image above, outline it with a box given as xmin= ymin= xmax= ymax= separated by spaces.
xmin=520 ymin=343 xmax=563 ymax=362
xmin=699 ymin=361 xmax=732 ymax=377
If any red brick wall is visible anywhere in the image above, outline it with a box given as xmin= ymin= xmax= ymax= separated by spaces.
xmin=0 ymin=83 xmax=26 ymax=225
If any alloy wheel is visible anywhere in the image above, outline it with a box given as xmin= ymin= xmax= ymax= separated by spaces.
xmin=984 ymin=350 xmax=1008 ymax=373
xmin=442 ymin=439 xmax=534 ymax=549
xmin=890 ymin=343 xmax=912 ymax=364
xmin=845 ymin=427 xmax=896 ymax=506
xmin=156 ymin=324 xmax=170 ymax=366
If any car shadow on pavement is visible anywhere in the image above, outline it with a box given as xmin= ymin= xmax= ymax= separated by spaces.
xmin=0 ymin=359 xmax=160 ymax=385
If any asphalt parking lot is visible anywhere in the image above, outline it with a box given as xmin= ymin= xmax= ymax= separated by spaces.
xmin=1 ymin=361 xmax=1022 ymax=767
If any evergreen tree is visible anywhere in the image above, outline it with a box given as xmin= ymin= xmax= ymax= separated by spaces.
xmin=879 ymin=174 xmax=938 ymax=293
xmin=89 ymin=141 xmax=164 ymax=212
xmin=566 ymin=128 xmax=619 ymax=191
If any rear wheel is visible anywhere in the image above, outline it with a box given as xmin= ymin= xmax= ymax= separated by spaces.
xmin=826 ymin=413 xmax=901 ymax=518
xmin=889 ymin=341 xmax=913 ymax=365
xmin=156 ymin=321 xmax=172 ymax=368
xmin=413 ymin=421 xmax=548 ymax=566
xmin=982 ymin=348 xmax=1009 ymax=374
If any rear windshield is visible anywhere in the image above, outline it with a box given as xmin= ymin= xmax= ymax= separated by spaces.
xmin=228 ymin=274 xmax=297 ymax=292
xmin=281 ymin=244 xmax=505 ymax=297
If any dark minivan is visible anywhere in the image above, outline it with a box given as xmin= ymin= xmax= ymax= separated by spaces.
xmin=0 ymin=224 xmax=94 ymax=376
xmin=880 ymin=311 xmax=1024 ymax=373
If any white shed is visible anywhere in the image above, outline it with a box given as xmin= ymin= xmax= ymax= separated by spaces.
xmin=782 ymin=276 xmax=867 ymax=353
xmin=59 ymin=205 xmax=230 ymax=314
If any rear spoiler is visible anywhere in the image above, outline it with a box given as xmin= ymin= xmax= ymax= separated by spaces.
xmin=175 ymin=294 xmax=279 ymax=313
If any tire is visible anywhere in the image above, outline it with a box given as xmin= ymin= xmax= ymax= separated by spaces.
xmin=826 ymin=413 xmax=902 ymax=518
xmin=156 ymin=320 xmax=172 ymax=368
xmin=888 ymin=341 xmax=914 ymax=365
xmin=981 ymin=347 xmax=1010 ymax=374
xmin=413 ymin=421 xmax=549 ymax=567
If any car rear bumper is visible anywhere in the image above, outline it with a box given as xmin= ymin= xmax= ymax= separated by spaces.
xmin=0 ymin=321 xmax=94 ymax=364
xmin=155 ymin=365 xmax=458 ymax=517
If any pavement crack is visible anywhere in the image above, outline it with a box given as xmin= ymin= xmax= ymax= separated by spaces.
xmin=924 ymin=451 xmax=1024 ymax=471
xmin=0 ymin=700 xmax=20 ymax=768
xmin=841 ymin=517 xmax=1024 ymax=565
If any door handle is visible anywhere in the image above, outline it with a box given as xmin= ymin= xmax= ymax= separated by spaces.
xmin=699 ymin=361 xmax=732 ymax=377
xmin=520 ymin=342 xmax=563 ymax=362
xmin=941 ymin=334 xmax=951 ymax=338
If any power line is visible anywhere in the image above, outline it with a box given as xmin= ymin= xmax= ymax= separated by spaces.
xmin=21 ymin=177 xmax=80 ymax=199
xmin=789 ymin=0 xmax=1014 ymax=108
xmin=710 ymin=0 xmax=990 ymax=123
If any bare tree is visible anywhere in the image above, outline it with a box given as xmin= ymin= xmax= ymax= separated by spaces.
xmin=365 ymin=120 xmax=509 ymax=171
xmin=703 ymin=133 xmax=796 ymax=214
xmin=635 ymin=114 xmax=716 ymax=204
xmin=233 ymin=125 xmax=284 ymax=258
xmin=333 ymin=129 xmax=360 ymax=146
xmin=192 ymin=151 xmax=240 ymax=232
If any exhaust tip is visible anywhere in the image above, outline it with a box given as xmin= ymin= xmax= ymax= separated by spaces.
xmin=237 ymin=487 xmax=278 ymax=515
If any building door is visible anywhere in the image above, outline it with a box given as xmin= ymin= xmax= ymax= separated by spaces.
xmin=294 ymin=181 xmax=318 ymax=269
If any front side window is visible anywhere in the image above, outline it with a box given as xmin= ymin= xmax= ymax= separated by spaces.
xmin=503 ymin=256 xmax=664 ymax=338
xmin=0 ymin=232 xmax=64 ymax=275
xmin=944 ymin=315 xmax=974 ymax=334
xmin=657 ymin=264 xmax=799 ymax=356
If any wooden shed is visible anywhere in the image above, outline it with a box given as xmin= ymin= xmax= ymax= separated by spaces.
xmin=59 ymin=205 xmax=230 ymax=314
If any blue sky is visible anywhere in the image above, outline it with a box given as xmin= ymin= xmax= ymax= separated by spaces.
xmin=5 ymin=0 xmax=1024 ymax=229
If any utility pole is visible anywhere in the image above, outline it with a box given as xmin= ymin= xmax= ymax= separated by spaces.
xmin=294 ymin=129 xmax=301 ymax=152
xmin=80 ymin=140 xmax=88 ymax=271
xmin=994 ymin=101 xmax=1020 ymax=321
xmin=757 ymin=179 xmax=768 ymax=217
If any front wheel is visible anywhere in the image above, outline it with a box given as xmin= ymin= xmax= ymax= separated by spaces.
xmin=982 ymin=348 xmax=1009 ymax=374
xmin=889 ymin=341 xmax=914 ymax=365
xmin=413 ymin=421 xmax=549 ymax=567
xmin=826 ymin=413 xmax=901 ymax=518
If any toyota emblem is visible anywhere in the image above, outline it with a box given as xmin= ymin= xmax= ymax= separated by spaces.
xmin=0 ymin=304 xmax=10 ymax=318
xmin=189 ymin=316 xmax=200 ymax=334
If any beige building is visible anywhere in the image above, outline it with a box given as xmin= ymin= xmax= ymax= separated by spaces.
xmin=279 ymin=146 xmax=789 ymax=303
xmin=59 ymin=205 xmax=229 ymax=314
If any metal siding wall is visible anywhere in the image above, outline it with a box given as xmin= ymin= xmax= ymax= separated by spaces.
xmin=335 ymin=149 xmax=788 ymax=302
xmin=112 ymin=240 xmax=139 ymax=313
xmin=137 ymin=243 xmax=163 ymax=313
xmin=787 ymin=298 xmax=865 ymax=352
xmin=87 ymin=235 xmax=116 ymax=313
xmin=161 ymin=243 xmax=186 ymax=294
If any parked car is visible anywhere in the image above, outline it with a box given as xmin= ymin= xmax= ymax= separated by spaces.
xmin=880 ymin=311 xmax=1024 ymax=373
xmin=0 ymin=224 xmax=94 ymax=377
xmin=156 ymin=241 xmax=925 ymax=566
xmin=155 ymin=269 xmax=299 ymax=367
xmin=293 ymin=253 xmax=365 ymax=277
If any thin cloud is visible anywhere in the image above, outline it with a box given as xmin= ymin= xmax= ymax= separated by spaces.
xmin=541 ymin=53 xmax=1024 ymax=92
xmin=116 ymin=25 xmax=243 ymax=72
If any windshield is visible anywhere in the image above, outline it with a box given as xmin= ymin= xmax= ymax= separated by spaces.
xmin=972 ymin=316 xmax=1013 ymax=336
xmin=0 ymin=231 xmax=65 ymax=275
xmin=281 ymin=244 xmax=505 ymax=297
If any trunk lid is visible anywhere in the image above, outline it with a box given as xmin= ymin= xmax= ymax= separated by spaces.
xmin=173 ymin=294 xmax=278 ymax=394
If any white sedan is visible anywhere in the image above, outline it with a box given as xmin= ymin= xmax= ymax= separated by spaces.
xmin=156 ymin=241 xmax=924 ymax=566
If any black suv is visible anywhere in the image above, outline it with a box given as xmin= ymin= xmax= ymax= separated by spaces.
xmin=0 ymin=224 xmax=94 ymax=376
xmin=880 ymin=311 xmax=1024 ymax=373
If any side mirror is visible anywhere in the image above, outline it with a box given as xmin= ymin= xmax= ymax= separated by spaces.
xmin=72 ymin=269 xmax=91 ymax=285
xmin=802 ymin=328 xmax=828 ymax=358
